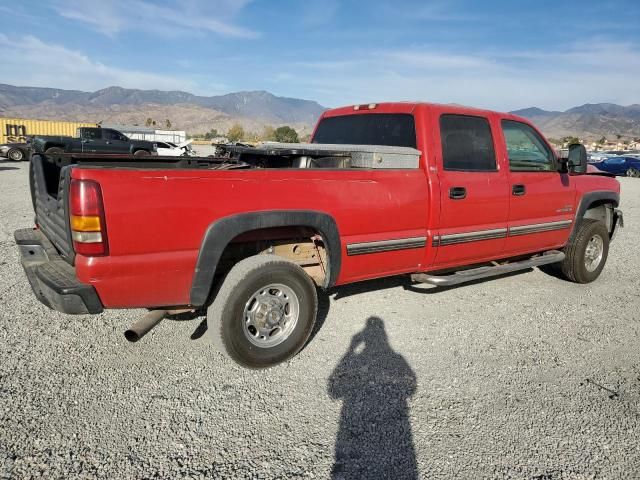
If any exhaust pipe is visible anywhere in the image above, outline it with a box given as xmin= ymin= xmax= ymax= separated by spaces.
xmin=124 ymin=310 xmax=167 ymax=342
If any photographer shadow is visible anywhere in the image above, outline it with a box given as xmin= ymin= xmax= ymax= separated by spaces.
xmin=328 ymin=316 xmax=417 ymax=480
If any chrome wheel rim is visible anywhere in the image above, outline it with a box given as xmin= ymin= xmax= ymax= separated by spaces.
xmin=243 ymin=283 xmax=299 ymax=348
xmin=584 ymin=234 xmax=604 ymax=272
xmin=8 ymin=150 xmax=22 ymax=161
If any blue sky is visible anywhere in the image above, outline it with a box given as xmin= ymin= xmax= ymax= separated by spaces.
xmin=1 ymin=0 xmax=639 ymax=111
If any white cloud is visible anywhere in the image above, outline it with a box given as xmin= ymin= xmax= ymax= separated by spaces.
xmin=53 ymin=0 xmax=258 ymax=39
xmin=0 ymin=34 xmax=199 ymax=92
xmin=285 ymin=42 xmax=640 ymax=111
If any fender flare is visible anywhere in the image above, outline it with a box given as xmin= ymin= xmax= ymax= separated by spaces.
xmin=569 ymin=191 xmax=620 ymax=242
xmin=190 ymin=210 xmax=341 ymax=306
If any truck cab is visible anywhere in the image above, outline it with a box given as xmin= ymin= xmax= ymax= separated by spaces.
xmin=76 ymin=128 xmax=132 ymax=154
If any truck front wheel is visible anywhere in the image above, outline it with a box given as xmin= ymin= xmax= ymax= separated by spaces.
xmin=45 ymin=147 xmax=63 ymax=154
xmin=133 ymin=150 xmax=150 ymax=157
xmin=207 ymin=255 xmax=318 ymax=368
xmin=554 ymin=219 xmax=610 ymax=283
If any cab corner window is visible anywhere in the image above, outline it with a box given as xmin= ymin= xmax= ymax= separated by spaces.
xmin=502 ymin=120 xmax=554 ymax=172
xmin=440 ymin=114 xmax=496 ymax=171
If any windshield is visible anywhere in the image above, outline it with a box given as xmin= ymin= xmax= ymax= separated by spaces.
xmin=312 ymin=113 xmax=417 ymax=148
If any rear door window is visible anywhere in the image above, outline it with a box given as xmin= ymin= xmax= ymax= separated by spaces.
xmin=440 ymin=114 xmax=497 ymax=171
xmin=81 ymin=128 xmax=101 ymax=140
xmin=312 ymin=114 xmax=417 ymax=148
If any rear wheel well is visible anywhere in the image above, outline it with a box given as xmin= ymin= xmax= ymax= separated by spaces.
xmin=214 ymin=226 xmax=328 ymax=288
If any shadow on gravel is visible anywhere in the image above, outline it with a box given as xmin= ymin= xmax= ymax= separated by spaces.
xmin=328 ymin=316 xmax=417 ymax=480
xmin=0 ymin=166 xmax=19 ymax=171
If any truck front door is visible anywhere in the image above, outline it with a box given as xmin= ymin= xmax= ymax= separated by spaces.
xmin=432 ymin=113 xmax=510 ymax=269
xmin=101 ymin=129 xmax=131 ymax=153
xmin=499 ymin=119 xmax=576 ymax=255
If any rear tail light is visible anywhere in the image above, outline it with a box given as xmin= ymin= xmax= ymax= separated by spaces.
xmin=69 ymin=179 xmax=108 ymax=256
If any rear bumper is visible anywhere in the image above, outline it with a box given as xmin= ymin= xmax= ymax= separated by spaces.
xmin=14 ymin=228 xmax=103 ymax=314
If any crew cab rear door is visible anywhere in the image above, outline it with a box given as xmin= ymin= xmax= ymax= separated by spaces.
xmin=498 ymin=119 xmax=576 ymax=255
xmin=431 ymin=112 xmax=510 ymax=268
xmin=78 ymin=128 xmax=106 ymax=153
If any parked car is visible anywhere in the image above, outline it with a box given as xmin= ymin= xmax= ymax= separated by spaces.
xmin=15 ymin=102 xmax=623 ymax=368
xmin=588 ymin=152 xmax=618 ymax=163
xmin=0 ymin=142 xmax=31 ymax=161
xmin=156 ymin=140 xmax=195 ymax=157
xmin=593 ymin=156 xmax=640 ymax=177
xmin=31 ymin=127 xmax=156 ymax=156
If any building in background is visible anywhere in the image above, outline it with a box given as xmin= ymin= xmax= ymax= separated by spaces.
xmin=0 ymin=117 xmax=96 ymax=144
xmin=101 ymin=124 xmax=186 ymax=144
xmin=0 ymin=117 xmax=187 ymax=145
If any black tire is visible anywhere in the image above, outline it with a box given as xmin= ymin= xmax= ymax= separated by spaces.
xmin=626 ymin=167 xmax=640 ymax=178
xmin=45 ymin=147 xmax=64 ymax=155
xmin=7 ymin=147 xmax=24 ymax=161
xmin=554 ymin=219 xmax=609 ymax=283
xmin=133 ymin=149 xmax=150 ymax=157
xmin=207 ymin=255 xmax=318 ymax=369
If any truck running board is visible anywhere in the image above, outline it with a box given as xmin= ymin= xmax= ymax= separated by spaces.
xmin=411 ymin=250 xmax=565 ymax=287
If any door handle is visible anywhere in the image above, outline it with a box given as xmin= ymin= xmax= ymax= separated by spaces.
xmin=449 ymin=186 xmax=467 ymax=200
xmin=512 ymin=184 xmax=526 ymax=196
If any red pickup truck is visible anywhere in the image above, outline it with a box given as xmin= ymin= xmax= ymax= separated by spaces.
xmin=15 ymin=102 xmax=623 ymax=368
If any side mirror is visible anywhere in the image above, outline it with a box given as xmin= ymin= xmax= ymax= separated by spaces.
xmin=567 ymin=143 xmax=587 ymax=174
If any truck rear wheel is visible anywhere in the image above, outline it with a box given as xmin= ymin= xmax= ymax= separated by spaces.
xmin=206 ymin=255 xmax=318 ymax=368
xmin=45 ymin=147 xmax=63 ymax=155
xmin=552 ymin=219 xmax=609 ymax=283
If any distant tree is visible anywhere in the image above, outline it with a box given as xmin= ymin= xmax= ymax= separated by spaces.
xmin=203 ymin=128 xmax=219 ymax=140
xmin=616 ymin=134 xmax=622 ymax=140
xmin=152 ymin=120 xmax=157 ymax=126
xmin=165 ymin=119 xmax=172 ymax=129
xmin=273 ymin=125 xmax=299 ymax=143
xmin=597 ymin=136 xmax=606 ymax=145
xmin=227 ymin=124 xmax=245 ymax=143
xmin=261 ymin=125 xmax=276 ymax=141
xmin=299 ymin=133 xmax=312 ymax=143
xmin=145 ymin=117 xmax=153 ymax=127
xmin=561 ymin=136 xmax=580 ymax=146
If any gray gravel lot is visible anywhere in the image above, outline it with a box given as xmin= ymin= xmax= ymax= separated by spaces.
xmin=1 ymin=160 xmax=639 ymax=479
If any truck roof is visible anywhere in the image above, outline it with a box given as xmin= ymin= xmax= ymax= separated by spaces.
xmin=323 ymin=101 xmax=529 ymax=123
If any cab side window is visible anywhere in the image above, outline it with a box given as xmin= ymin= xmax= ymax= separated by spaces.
xmin=502 ymin=120 xmax=554 ymax=172
xmin=103 ymin=130 xmax=127 ymax=141
xmin=81 ymin=128 xmax=100 ymax=140
xmin=440 ymin=114 xmax=497 ymax=171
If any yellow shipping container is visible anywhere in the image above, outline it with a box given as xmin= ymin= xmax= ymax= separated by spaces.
xmin=0 ymin=117 xmax=96 ymax=144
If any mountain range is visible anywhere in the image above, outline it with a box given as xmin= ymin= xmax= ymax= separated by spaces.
xmin=510 ymin=104 xmax=640 ymax=141
xmin=0 ymin=84 xmax=326 ymax=136
xmin=1 ymin=83 xmax=639 ymax=141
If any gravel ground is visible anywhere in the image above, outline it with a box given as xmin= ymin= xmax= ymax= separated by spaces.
xmin=1 ymin=160 xmax=639 ymax=479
